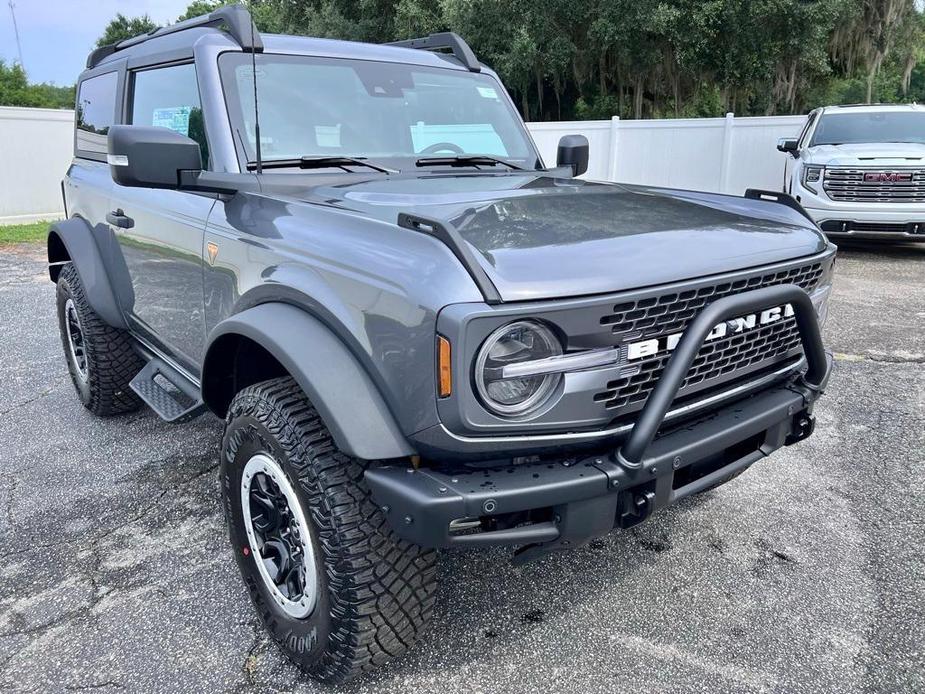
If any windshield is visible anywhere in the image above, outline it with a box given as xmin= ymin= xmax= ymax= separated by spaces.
xmin=810 ymin=111 xmax=925 ymax=146
xmin=219 ymin=53 xmax=540 ymax=171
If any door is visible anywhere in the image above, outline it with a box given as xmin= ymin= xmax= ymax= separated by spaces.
xmin=110 ymin=62 xmax=215 ymax=373
xmin=68 ymin=70 xmax=120 ymax=230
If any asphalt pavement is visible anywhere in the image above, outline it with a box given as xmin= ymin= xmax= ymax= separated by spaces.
xmin=0 ymin=240 xmax=922 ymax=694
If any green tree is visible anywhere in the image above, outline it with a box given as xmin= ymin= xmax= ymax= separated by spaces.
xmin=0 ymin=61 xmax=30 ymax=106
xmin=90 ymin=0 xmax=925 ymax=120
xmin=96 ymin=13 xmax=158 ymax=47
xmin=0 ymin=61 xmax=75 ymax=108
xmin=178 ymin=1 xmax=226 ymax=22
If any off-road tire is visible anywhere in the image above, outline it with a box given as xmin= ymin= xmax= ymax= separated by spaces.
xmin=55 ymin=263 xmax=143 ymax=416
xmin=221 ymin=376 xmax=438 ymax=684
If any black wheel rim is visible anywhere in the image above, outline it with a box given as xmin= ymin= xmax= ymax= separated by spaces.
xmin=241 ymin=454 xmax=316 ymax=617
xmin=64 ymin=298 xmax=89 ymax=382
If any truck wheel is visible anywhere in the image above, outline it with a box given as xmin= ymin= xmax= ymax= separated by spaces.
xmin=221 ymin=377 xmax=437 ymax=684
xmin=55 ymin=263 xmax=142 ymax=415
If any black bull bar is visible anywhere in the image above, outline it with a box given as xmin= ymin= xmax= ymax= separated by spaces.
xmin=366 ymin=284 xmax=832 ymax=557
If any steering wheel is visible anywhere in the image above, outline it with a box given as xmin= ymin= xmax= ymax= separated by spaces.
xmin=419 ymin=142 xmax=465 ymax=155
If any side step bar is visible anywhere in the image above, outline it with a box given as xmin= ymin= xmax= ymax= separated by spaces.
xmin=129 ymin=358 xmax=206 ymax=423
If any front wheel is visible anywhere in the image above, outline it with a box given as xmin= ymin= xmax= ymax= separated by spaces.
xmin=221 ymin=377 xmax=438 ymax=684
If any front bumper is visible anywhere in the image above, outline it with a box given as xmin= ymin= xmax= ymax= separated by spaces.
xmin=367 ymin=367 xmax=829 ymax=554
xmin=796 ymin=182 xmax=925 ymax=241
xmin=367 ymin=284 xmax=833 ymax=558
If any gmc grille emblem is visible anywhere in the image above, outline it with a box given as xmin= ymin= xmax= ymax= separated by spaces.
xmin=626 ymin=304 xmax=794 ymax=361
xmin=864 ymin=172 xmax=913 ymax=183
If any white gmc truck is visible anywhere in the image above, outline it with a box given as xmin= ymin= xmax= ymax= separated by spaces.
xmin=778 ymin=103 xmax=925 ymax=242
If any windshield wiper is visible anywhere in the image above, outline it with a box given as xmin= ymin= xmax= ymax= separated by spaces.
xmin=246 ymin=156 xmax=396 ymax=173
xmin=415 ymin=155 xmax=524 ymax=170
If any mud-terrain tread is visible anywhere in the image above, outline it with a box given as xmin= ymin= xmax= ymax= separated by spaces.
xmin=56 ymin=263 xmax=143 ymax=415
xmin=224 ymin=376 xmax=437 ymax=683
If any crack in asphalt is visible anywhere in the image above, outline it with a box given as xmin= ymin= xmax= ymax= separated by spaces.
xmin=834 ymin=351 xmax=925 ymax=365
xmin=0 ymin=377 xmax=68 ymax=417
xmin=1 ymin=544 xmax=125 ymax=646
xmin=63 ymin=682 xmax=124 ymax=691
xmin=4 ymin=474 xmax=19 ymax=529
xmin=239 ymin=620 xmax=269 ymax=689
xmin=69 ymin=457 xmax=219 ymax=550
xmin=0 ymin=455 xmax=220 ymax=680
xmin=4 ymin=456 xmax=219 ymax=559
xmin=0 ymin=608 xmax=86 ymax=641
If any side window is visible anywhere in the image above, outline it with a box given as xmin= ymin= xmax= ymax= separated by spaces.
xmin=76 ymin=71 xmax=118 ymax=157
xmin=131 ymin=63 xmax=209 ymax=168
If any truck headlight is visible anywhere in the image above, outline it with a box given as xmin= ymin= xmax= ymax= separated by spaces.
xmin=474 ymin=320 xmax=562 ymax=416
xmin=802 ymin=165 xmax=824 ymax=193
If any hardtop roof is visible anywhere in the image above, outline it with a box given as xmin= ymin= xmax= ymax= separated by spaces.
xmin=86 ymin=26 xmax=480 ymax=78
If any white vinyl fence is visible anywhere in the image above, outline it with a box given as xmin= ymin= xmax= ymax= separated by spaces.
xmin=528 ymin=113 xmax=805 ymax=194
xmin=0 ymin=107 xmax=75 ymax=224
xmin=0 ymin=107 xmax=805 ymax=225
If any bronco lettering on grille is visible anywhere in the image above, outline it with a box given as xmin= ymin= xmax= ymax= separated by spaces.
xmin=626 ymin=304 xmax=795 ymax=361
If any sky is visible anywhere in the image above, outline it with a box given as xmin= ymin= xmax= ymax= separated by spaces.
xmin=1 ymin=0 xmax=193 ymax=85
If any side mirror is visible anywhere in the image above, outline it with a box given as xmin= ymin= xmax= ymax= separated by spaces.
xmin=107 ymin=125 xmax=202 ymax=190
xmin=556 ymin=134 xmax=589 ymax=177
xmin=777 ymin=137 xmax=799 ymax=156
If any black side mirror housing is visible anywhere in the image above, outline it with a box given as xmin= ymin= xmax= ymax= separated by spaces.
xmin=556 ymin=134 xmax=589 ymax=177
xmin=107 ymin=125 xmax=203 ymax=190
xmin=777 ymin=137 xmax=799 ymax=156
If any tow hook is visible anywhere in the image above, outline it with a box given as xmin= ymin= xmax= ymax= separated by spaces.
xmin=617 ymin=490 xmax=655 ymax=529
xmin=785 ymin=413 xmax=815 ymax=445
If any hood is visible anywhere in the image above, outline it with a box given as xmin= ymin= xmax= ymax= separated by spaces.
xmin=285 ymin=173 xmax=828 ymax=302
xmin=804 ymin=142 xmax=925 ymax=167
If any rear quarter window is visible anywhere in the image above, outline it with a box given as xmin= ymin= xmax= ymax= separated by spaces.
xmin=75 ymin=71 xmax=118 ymax=158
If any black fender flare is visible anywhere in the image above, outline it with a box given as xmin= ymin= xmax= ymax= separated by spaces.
xmin=202 ymin=303 xmax=415 ymax=461
xmin=47 ymin=218 xmax=127 ymax=329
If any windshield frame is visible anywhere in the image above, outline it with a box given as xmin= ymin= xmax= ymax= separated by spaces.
xmin=809 ymin=110 xmax=925 ymax=147
xmin=217 ymin=50 xmax=544 ymax=174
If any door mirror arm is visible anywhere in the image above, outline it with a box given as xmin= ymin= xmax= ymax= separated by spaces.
xmin=178 ymin=170 xmax=240 ymax=195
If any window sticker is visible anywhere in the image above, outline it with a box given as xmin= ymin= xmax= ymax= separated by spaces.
xmin=410 ymin=122 xmax=507 ymax=156
xmin=477 ymin=86 xmax=499 ymax=99
xmin=152 ymin=106 xmax=192 ymax=136
xmin=314 ymin=125 xmax=341 ymax=148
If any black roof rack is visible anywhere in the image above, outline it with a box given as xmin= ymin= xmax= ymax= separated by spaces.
xmin=86 ymin=3 xmax=262 ymax=69
xmin=388 ymin=32 xmax=481 ymax=72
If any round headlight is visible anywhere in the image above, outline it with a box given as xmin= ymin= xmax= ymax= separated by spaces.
xmin=474 ymin=320 xmax=562 ymax=417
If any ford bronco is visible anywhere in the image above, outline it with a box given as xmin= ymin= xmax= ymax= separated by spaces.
xmin=49 ymin=4 xmax=835 ymax=683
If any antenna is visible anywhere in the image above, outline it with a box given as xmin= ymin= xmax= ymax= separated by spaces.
xmin=250 ymin=17 xmax=262 ymax=174
xmin=8 ymin=1 xmax=24 ymax=70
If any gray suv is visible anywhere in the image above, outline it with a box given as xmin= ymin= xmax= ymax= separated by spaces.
xmin=49 ymin=4 xmax=835 ymax=683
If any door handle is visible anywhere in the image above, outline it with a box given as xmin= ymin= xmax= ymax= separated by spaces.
xmin=106 ymin=209 xmax=134 ymax=229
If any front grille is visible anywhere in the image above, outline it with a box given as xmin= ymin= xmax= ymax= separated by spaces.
xmin=820 ymin=220 xmax=924 ymax=235
xmin=823 ymin=167 xmax=925 ymax=203
xmin=593 ymin=262 xmax=824 ymax=412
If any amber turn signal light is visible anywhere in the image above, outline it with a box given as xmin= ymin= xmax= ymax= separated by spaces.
xmin=437 ymin=336 xmax=452 ymax=398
